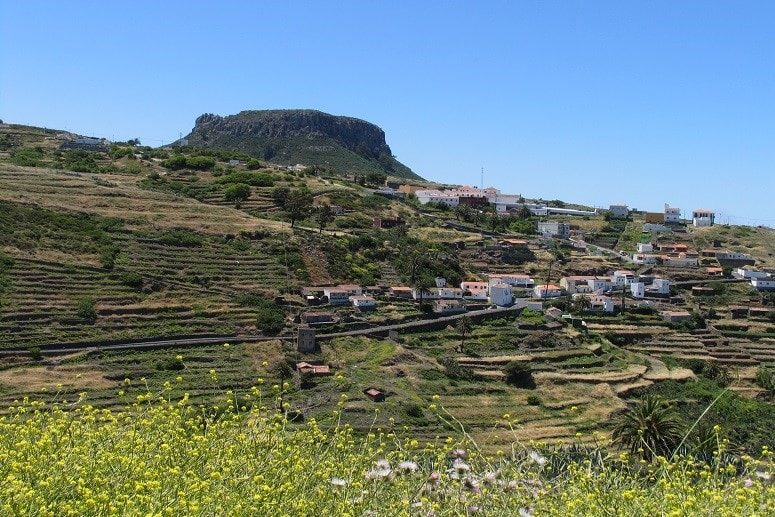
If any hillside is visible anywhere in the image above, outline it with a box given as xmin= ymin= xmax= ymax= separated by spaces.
xmin=0 ymin=122 xmax=774 ymax=455
xmin=179 ymin=110 xmax=422 ymax=180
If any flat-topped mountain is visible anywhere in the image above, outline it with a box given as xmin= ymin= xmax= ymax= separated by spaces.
xmin=180 ymin=109 xmax=421 ymax=180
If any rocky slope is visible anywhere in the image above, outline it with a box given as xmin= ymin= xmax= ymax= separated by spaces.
xmin=180 ymin=110 xmax=421 ymax=179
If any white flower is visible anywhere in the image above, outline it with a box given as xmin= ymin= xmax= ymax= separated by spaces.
xmin=329 ymin=477 xmax=348 ymax=487
xmin=482 ymin=471 xmax=498 ymax=485
xmin=376 ymin=459 xmax=391 ymax=470
xmin=519 ymin=508 xmax=534 ymax=517
xmin=452 ymin=459 xmax=471 ymax=473
xmin=398 ymin=460 xmax=419 ymax=473
xmin=744 ymin=478 xmax=754 ymax=488
xmin=462 ymin=477 xmax=481 ymax=493
xmin=529 ymin=450 xmax=547 ymax=466
xmin=755 ymin=470 xmax=771 ymax=481
xmin=451 ymin=448 xmax=467 ymax=459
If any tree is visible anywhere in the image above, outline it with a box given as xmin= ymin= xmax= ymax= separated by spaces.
xmin=504 ymin=361 xmax=535 ymax=389
xmin=612 ymin=395 xmax=684 ymax=460
xmin=517 ymin=204 xmax=532 ymax=220
xmin=285 ymin=188 xmax=313 ymax=228
xmin=415 ymin=275 xmax=435 ymax=304
xmin=571 ymin=295 xmax=591 ymax=314
xmin=316 ymin=203 xmax=335 ymax=233
xmin=76 ymin=297 xmax=97 ymax=323
xmin=271 ymin=186 xmax=291 ymax=208
xmin=456 ymin=316 xmax=472 ymax=352
xmin=454 ymin=205 xmax=473 ymax=222
xmin=224 ymin=183 xmax=251 ymax=207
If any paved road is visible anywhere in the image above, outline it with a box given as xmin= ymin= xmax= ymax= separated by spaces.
xmin=0 ymin=305 xmax=525 ymax=356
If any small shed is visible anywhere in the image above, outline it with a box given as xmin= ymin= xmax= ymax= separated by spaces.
xmin=728 ymin=306 xmax=749 ymax=319
xmin=296 ymin=362 xmax=331 ymax=375
xmin=363 ymin=388 xmax=385 ymax=402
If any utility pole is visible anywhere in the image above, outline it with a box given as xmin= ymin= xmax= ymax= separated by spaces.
xmin=480 ymin=167 xmax=484 ymax=189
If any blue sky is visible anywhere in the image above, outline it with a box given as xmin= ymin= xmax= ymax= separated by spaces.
xmin=2 ymin=1 xmax=774 ymax=225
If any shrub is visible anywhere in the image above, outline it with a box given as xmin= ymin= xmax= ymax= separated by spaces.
xmin=119 ymin=272 xmax=143 ymax=289
xmin=526 ymin=394 xmax=541 ymax=406
xmin=156 ymin=357 xmax=185 ymax=371
xmin=100 ymin=244 xmax=120 ymax=270
xmin=217 ymin=171 xmax=274 ymax=187
xmin=504 ymin=361 xmax=535 ymax=388
xmin=10 ymin=147 xmax=44 ymax=167
xmin=183 ymin=156 xmax=216 ymax=171
xmin=156 ymin=229 xmax=204 ymax=248
xmin=440 ymin=357 xmax=474 ymax=380
xmin=76 ymin=296 xmax=97 ymax=323
xmin=403 ymin=403 xmax=424 ymax=419
xmin=256 ymin=302 xmax=285 ymax=335
xmin=223 ymin=183 xmax=251 ymax=205
xmin=28 ymin=346 xmax=42 ymax=361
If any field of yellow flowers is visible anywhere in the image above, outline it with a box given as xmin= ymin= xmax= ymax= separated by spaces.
xmin=0 ymin=385 xmax=772 ymax=516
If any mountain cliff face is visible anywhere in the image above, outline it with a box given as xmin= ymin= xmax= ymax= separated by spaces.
xmin=181 ymin=110 xmax=421 ymax=180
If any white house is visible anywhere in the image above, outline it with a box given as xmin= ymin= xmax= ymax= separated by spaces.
xmin=636 ymin=243 xmax=654 ymax=253
xmin=609 ymin=205 xmax=629 ymax=219
xmin=415 ymin=189 xmax=459 ymax=207
xmin=537 ymin=221 xmax=570 ymax=239
xmin=434 ymin=277 xmax=447 ymax=288
xmin=560 ymin=276 xmax=594 ymax=294
xmin=716 ymin=251 xmax=754 ymax=261
xmin=588 ymin=295 xmax=615 ymax=313
xmin=350 ymin=295 xmax=377 ymax=309
xmin=488 ymin=273 xmax=534 ymax=287
xmin=489 ymin=283 xmax=513 ymax=306
xmin=613 ymin=270 xmax=636 ymax=287
xmin=324 ymin=288 xmax=350 ymax=305
xmin=692 ymin=209 xmax=715 ymax=227
xmin=662 ymin=254 xmax=699 ymax=267
xmin=533 ymin=284 xmax=562 ymax=298
xmin=414 ymin=287 xmax=464 ymax=300
xmin=736 ymin=268 xmax=770 ymax=279
xmin=650 ymin=277 xmax=671 ymax=295
xmin=751 ymin=277 xmax=775 ymax=291
xmin=633 ymin=253 xmax=659 ymax=265
xmin=461 ymin=281 xmax=489 ymax=300
xmin=588 ymin=276 xmax=613 ymax=292
xmin=664 ymin=204 xmax=681 ymax=223
xmin=630 ymin=282 xmax=645 ymax=299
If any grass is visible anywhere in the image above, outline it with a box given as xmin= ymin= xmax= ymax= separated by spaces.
xmin=0 ymin=389 xmax=772 ymax=515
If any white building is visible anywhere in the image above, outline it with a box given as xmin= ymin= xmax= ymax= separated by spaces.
xmin=461 ymin=281 xmax=489 ymax=300
xmin=415 ymin=189 xmax=460 ymax=207
xmin=588 ymin=295 xmax=615 ymax=313
xmin=609 ymin=205 xmax=629 ymax=219
xmin=736 ymin=268 xmax=770 ymax=279
xmin=636 ymin=243 xmax=654 ymax=253
xmin=752 ymin=277 xmax=775 ymax=291
xmin=716 ymin=251 xmax=753 ymax=261
xmin=692 ymin=209 xmax=715 ymax=227
xmin=324 ymin=289 xmax=350 ymax=305
xmin=350 ymin=295 xmax=377 ymax=309
xmin=633 ymin=253 xmax=659 ymax=265
xmin=488 ymin=273 xmax=534 ymax=288
xmin=560 ymin=276 xmax=594 ymax=294
xmin=612 ymin=270 xmax=636 ymax=287
xmin=630 ymin=282 xmax=645 ymax=298
xmin=650 ymin=277 xmax=671 ymax=295
xmin=662 ymin=254 xmax=699 ymax=267
xmin=537 ymin=221 xmax=570 ymax=239
xmin=664 ymin=204 xmax=681 ymax=223
xmin=588 ymin=276 xmax=613 ymax=292
xmin=534 ymin=284 xmax=563 ymax=298
xmin=489 ymin=283 xmax=513 ymax=306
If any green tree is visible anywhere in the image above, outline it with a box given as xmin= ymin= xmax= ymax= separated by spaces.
xmin=504 ymin=361 xmax=535 ymax=389
xmin=414 ymin=275 xmax=435 ymax=304
xmin=224 ymin=183 xmax=251 ymax=207
xmin=76 ymin=297 xmax=97 ymax=323
xmin=316 ymin=203 xmax=335 ymax=233
xmin=456 ymin=316 xmax=473 ymax=352
xmin=571 ymin=295 xmax=591 ymax=314
xmin=612 ymin=395 xmax=684 ymax=460
xmin=517 ymin=204 xmax=533 ymax=220
xmin=285 ymin=188 xmax=313 ymax=228
xmin=271 ymin=186 xmax=291 ymax=208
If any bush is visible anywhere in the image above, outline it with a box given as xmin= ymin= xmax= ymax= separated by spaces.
xmin=224 ymin=183 xmax=251 ymax=205
xmin=10 ymin=147 xmax=44 ymax=167
xmin=119 ymin=272 xmax=143 ymax=289
xmin=504 ymin=361 xmax=535 ymax=389
xmin=100 ymin=244 xmax=120 ymax=270
xmin=256 ymin=301 xmax=285 ymax=335
xmin=28 ymin=346 xmax=42 ymax=361
xmin=76 ymin=297 xmax=97 ymax=323
xmin=217 ymin=171 xmax=274 ymax=187
xmin=156 ymin=229 xmax=204 ymax=248
xmin=439 ymin=357 xmax=474 ymax=380
xmin=161 ymin=155 xmax=216 ymax=171
xmin=403 ymin=403 xmax=424 ymax=419
xmin=526 ymin=394 xmax=541 ymax=406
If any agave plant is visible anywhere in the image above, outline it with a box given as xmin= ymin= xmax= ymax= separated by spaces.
xmin=612 ymin=395 xmax=684 ymax=460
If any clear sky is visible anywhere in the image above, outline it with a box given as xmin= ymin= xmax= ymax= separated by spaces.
xmin=2 ymin=1 xmax=774 ymax=225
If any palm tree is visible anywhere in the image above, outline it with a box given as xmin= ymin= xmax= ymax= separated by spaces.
xmin=612 ymin=395 xmax=684 ymax=460
xmin=456 ymin=316 xmax=472 ymax=352
xmin=415 ymin=275 xmax=435 ymax=304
